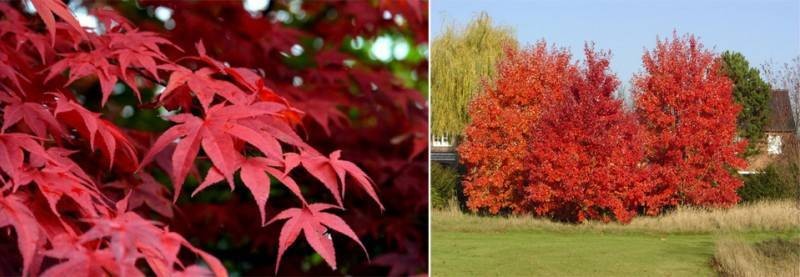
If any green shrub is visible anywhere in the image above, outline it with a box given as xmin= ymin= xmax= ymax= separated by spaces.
xmin=739 ymin=164 xmax=799 ymax=202
xmin=432 ymin=163 xmax=459 ymax=209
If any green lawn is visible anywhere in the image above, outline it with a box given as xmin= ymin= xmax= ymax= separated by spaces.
xmin=433 ymin=231 xmax=796 ymax=276
xmin=431 ymin=202 xmax=800 ymax=277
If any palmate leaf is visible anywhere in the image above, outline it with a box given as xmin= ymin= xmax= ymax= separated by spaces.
xmin=0 ymin=93 xmax=65 ymax=138
xmin=139 ymin=103 xmax=287 ymax=201
xmin=266 ymin=203 xmax=368 ymax=274
xmin=105 ymin=29 xmax=179 ymax=100
xmin=45 ymin=28 xmax=175 ymax=105
xmin=54 ymin=97 xmax=139 ymax=171
xmin=285 ymin=150 xmax=384 ymax=210
xmin=193 ymin=157 xmax=307 ymax=225
xmin=159 ymin=65 xmax=251 ymax=112
xmin=44 ymin=50 xmax=118 ymax=105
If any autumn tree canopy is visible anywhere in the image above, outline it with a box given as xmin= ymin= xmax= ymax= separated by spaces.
xmin=525 ymin=46 xmax=646 ymax=223
xmin=633 ymin=33 xmax=746 ymax=214
xmin=460 ymin=33 xmax=749 ymax=222
xmin=459 ymin=42 xmax=574 ymax=214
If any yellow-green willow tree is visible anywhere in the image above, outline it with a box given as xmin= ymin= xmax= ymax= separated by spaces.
xmin=431 ymin=12 xmax=517 ymax=139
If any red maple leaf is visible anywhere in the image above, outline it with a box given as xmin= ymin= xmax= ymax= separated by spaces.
xmin=266 ymin=203 xmax=368 ymax=274
xmin=193 ymin=157 xmax=307 ymax=225
xmin=159 ymin=65 xmax=251 ymax=111
xmin=285 ymin=150 xmax=384 ymax=210
xmin=139 ymin=103 xmax=290 ymax=201
xmin=45 ymin=50 xmax=118 ymax=105
xmin=0 ymin=93 xmax=64 ymax=139
xmin=54 ymin=97 xmax=139 ymax=171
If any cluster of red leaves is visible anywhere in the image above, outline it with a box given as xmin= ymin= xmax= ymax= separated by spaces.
xmin=0 ymin=2 xmax=228 ymax=273
xmin=0 ymin=0 xmax=427 ymax=275
xmin=109 ymin=0 xmax=429 ymax=276
xmin=460 ymin=35 xmax=745 ymax=222
xmin=633 ymin=33 xmax=746 ymax=214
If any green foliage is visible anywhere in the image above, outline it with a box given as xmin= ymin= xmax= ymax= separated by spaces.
xmin=431 ymin=12 xmax=516 ymax=137
xmin=721 ymin=51 xmax=772 ymax=156
xmin=431 ymin=163 xmax=459 ymax=209
xmin=738 ymin=164 xmax=799 ymax=202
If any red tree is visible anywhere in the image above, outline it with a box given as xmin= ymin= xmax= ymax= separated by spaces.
xmin=633 ymin=33 xmax=746 ymax=214
xmin=459 ymin=42 xmax=575 ymax=214
xmin=0 ymin=0 xmax=427 ymax=276
xmin=525 ymin=46 xmax=646 ymax=223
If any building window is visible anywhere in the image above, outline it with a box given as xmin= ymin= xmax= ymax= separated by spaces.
xmin=433 ymin=135 xmax=452 ymax=147
xmin=767 ymin=134 xmax=782 ymax=155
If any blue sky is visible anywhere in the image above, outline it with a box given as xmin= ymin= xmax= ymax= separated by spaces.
xmin=431 ymin=0 xmax=800 ymax=84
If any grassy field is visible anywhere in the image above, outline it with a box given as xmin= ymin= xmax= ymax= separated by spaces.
xmin=432 ymin=201 xmax=800 ymax=276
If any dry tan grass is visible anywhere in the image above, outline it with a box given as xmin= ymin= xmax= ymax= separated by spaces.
xmin=433 ymin=200 xmax=800 ymax=234
xmin=712 ymin=237 xmax=800 ymax=277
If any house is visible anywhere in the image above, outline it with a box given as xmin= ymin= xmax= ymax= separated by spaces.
xmin=741 ymin=89 xmax=798 ymax=174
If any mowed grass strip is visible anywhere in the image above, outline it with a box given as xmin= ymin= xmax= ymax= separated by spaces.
xmin=432 ymin=201 xmax=800 ymax=276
